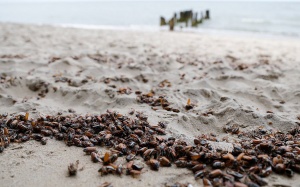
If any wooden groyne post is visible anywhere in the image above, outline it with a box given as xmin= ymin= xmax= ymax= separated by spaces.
xmin=205 ymin=10 xmax=210 ymax=19
xmin=169 ymin=17 xmax=175 ymax=31
xmin=160 ymin=17 xmax=167 ymax=26
xmin=160 ymin=9 xmax=210 ymax=31
xmin=192 ymin=12 xmax=198 ymax=27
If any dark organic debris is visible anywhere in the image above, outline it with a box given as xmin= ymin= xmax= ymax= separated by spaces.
xmin=0 ymin=111 xmax=299 ymax=185
xmin=68 ymin=160 xmax=79 ymax=176
xmin=136 ymin=91 xmax=180 ymax=113
xmin=185 ymin=98 xmax=195 ymax=110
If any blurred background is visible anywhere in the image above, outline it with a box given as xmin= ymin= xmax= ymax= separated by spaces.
xmin=0 ymin=0 xmax=300 ymax=37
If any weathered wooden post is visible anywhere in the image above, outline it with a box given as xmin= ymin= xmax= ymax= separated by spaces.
xmin=184 ymin=11 xmax=189 ymax=27
xmin=160 ymin=9 xmax=210 ymax=29
xmin=179 ymin=11 xmax=184 ymax=22
xmin=189 ymin=10 xmax=193 ymax=27
xmin=184 ymin=10 xmax=192 ymax=27
xmin=197 ymin=11 xmax=203 ymax=24
xmin=205 ymin=10 xmax=210 ymax=19
xmin=169 ymin=17 xmax=175 ymax=31
xmin=192 ymin=12 xmax=198 ymax=27
xmin=174 ymin=13 xmax=177 ymax=25
xmin=160 ymin=17 xmax=167 ymax=26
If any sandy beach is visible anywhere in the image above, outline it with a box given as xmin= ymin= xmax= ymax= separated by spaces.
xmin=1 ymin=23 xmax=300 ymax=187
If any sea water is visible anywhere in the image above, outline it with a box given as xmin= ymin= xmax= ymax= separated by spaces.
xmin=0 ymin=1 xmax=299 ymax=37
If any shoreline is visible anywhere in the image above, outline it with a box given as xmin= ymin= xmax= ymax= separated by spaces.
xmin=1 ymin=21 xmax=300 ymax=41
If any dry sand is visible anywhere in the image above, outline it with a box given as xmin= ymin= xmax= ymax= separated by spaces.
xmin=0 ymin=23 xmax=300 ymax=187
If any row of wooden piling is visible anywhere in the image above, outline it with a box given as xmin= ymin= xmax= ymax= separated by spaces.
xmin=160 ymin=10 xmax=210 ymax=31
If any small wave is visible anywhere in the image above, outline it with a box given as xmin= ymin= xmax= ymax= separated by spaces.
xmin=241 ymin=18 xmax=300 ymax=28
xmin=56 ymin=23 xmax=161 ymax=32
xmin=44 ymin=23 xmax=300 ymax=39
xmin=241 ymin=18 xmax=270 ymax=24
xmin=57 ymin=24 xmax=131 ymax=30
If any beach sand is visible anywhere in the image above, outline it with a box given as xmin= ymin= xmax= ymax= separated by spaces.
xmin=0 ymin=23 xmax=300 ymax=187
